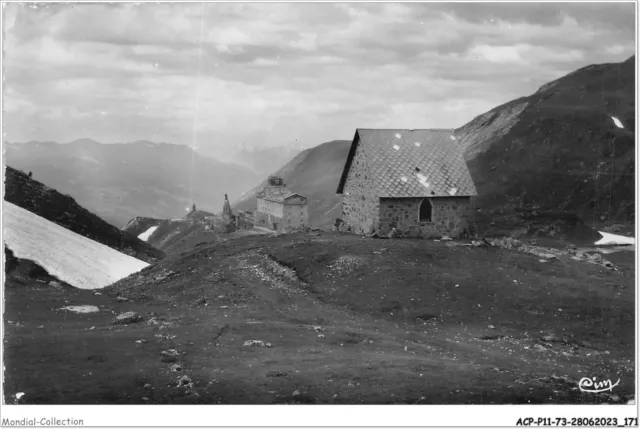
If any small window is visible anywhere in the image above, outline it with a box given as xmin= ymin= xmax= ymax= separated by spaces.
xmin=419 ymin=198 xmax=432 ymax=222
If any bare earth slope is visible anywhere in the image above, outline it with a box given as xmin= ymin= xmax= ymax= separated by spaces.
xmin=4 ymin=230 xmax=634 ymax=404
xmin=4 ymin=166 xmax=164 ymax=263
xmin=457 ymin=56 xmax=635 ymax=229
xmin=4 ymin=201 xmax=149 ymax=289
xmin=232 ymin=140 xmax=351 ymax=228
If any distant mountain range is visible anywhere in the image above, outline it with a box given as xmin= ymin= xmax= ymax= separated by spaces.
xmin=199 ymin=141 xmax=312 ymax=175
xmin=4 ymin=140 xmax=261 ymax=227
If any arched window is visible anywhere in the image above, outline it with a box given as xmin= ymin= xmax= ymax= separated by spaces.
xmin=419 ymin=198 xmax=432 ymax=222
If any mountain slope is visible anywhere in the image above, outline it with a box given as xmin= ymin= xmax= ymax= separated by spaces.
xmin=202 ymin=142 xmax=312 ymax=175
xmin=232 ymin=140 xmax=351 ymax=228
xmin=4 ymin=166 xmax=164 ymax=263
xmin=456 ymin=56 xmax=635 ymax=229
xmin=4 ymin=201 xmax=149 ymax=289
xmin=3 ymin=140 xmax=261 ymax=227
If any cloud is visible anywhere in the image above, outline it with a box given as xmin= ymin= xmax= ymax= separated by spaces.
xmin=3 ymin=2 xmax=635 ymax=153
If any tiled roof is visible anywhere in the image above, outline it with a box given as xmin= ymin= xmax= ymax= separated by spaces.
xmin=257 ymin=186 xmax=294 ymax=203
xmin=337 ymin=129 xmax=477 ymax=197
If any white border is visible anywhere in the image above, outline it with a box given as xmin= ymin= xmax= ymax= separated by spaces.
xmin=0 ymin=404 xmax=637 ymax=427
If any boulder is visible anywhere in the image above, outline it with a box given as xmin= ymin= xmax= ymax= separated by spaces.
xmin=113 ymin=311 xmax=143 ymax=325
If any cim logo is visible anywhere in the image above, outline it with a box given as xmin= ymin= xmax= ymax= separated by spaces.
xmin=578 ymin=377 xmax=620 ymax=393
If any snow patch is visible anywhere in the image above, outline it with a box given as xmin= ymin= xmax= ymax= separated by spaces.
xmin=3 ymin=202 xmax=149 ymax=290
xmin=611 ymin=116 xmax=624 ymax=129
xmin=594 ymin=231 xmax=635 ymax=246
xmin=395 ymin=133 xmax=401 ymax=139
xmin=60 ymin=305 xmax=100 ymax=313
xmin=138 ymin=226 xmax=158 ymax=242
xmin=416 ymin=173 xmax=429 ymax=188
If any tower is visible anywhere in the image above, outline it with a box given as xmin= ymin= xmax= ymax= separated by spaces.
xmin=222 ymin=193 xmax=233 ymax=221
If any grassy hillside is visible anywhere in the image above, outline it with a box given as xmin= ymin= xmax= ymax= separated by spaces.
xmin=232 ymin=140 xmax=351 ymax=228
xmin=457 ymin=56 xmax=635 ymax=231
xmin=4 ymin=166 xmax=164 ymax=263
xmin=4 ymin=230 xmax=634 ymax=404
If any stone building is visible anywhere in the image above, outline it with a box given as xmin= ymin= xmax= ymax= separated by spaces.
xmin=255 ymin=176 xmax=309 ymax=232
xmin=185 ymin=203 xmax=215 ymax=223
xmin=336 ymin=129 xmax=477 ymax=238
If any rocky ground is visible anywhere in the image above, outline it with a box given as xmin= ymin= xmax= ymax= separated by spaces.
xmin=3 ymin=230 xmax=635 ymax=404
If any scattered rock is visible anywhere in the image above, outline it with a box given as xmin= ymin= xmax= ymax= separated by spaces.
xmin=170 ymin=364 xmax=182 ymax=372
xmin=177 ymin=375 xmax=193 ymax=388
xmin=243 ymin=340 xmax=266 ymax=347
xmin=116 ymin=296 xmax=129 ymax=302
xmin=135 ymin=339 xmax=147 ymax=344
xmin=113 ymin=311 xmax=143 ymax=325
xmin=162 ymin=349 xmax=179 ymax=356
xmin=141 ymin=397 xmax=149 ymax=402
xmin=49 ymin=281 xmax=62 ymax=288
xmin=609 ymin=394 xmax=621 ymax=402
xmin=292 ymin=390 xmax=301 ymax=397
xmin=317 ymin=334 xmax=325 ymax=339
xmin=93 ymin=292 xmax=102 ymax=296
xmin=441 ymin=236 xmax=452 ymax=241
xmin=60 ymin=305 xmax=99 ymax=314
xmin=534 ymin=344 xmax=548 ymax=352
xmin=313 ymin=326 xmax=323 ymax=332
xmin=540 ymin=334 xmax=558 ymax=343
xmin=143 ymin=384 xmax=153 ymax=390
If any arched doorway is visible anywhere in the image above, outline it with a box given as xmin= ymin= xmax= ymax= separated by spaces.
xmin=419 ymin=198 xmax=432 ymax=222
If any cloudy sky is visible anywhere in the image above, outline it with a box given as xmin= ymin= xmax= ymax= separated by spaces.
xmin=3 ymin=2 xmax=636 ymax=154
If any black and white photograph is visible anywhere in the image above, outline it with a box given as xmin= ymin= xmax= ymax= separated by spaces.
xmin=1 ymin=0 xmax=637 ymax=426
